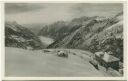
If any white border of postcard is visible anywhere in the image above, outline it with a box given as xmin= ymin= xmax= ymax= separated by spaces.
xmin=0 ymin=0 xmax=127 ymax=80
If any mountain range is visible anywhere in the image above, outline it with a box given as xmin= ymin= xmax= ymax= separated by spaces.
xmin=5 ymin=12 xmax=123 ymax=62
xmin=38 ymin=12 xmax=123 ymax=62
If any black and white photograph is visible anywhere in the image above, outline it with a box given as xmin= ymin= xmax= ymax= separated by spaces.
xmin=5 ymin=2 xmax=124 ymax=77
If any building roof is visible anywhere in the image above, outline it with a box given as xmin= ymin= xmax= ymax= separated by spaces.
xmin=95 ymin=52 xmax=120 ymax=63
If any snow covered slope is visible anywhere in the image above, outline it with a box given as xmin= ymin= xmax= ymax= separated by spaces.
xmin=6 ymin=47 xmax=108 ymax=77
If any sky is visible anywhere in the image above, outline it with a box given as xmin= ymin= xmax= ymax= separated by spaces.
xmin=5 ymin=3 xmax=123 ymax=25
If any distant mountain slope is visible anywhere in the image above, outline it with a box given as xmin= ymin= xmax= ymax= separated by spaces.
xmin=5 ymin=21 xmax=44 ymax=49
xmin=38 ymin=17 xmax=92 ymax=41
xmin=48 ymin=15 xmax=120 ymax=48
xmin=39 ymin=12 xmax=123 ymax=61
xmin=23 ymin=23 xmax=45 ymax=35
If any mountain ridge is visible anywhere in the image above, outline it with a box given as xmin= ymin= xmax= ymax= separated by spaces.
xmin=5 ymin=21 xmax=44 ymax=49
xmin=39 ymin=12 xmax=123 ymax=62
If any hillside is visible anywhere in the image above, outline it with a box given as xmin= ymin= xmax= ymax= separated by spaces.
xmin=39 ymin=12 xmax=123 ymax=62
xmin=6 ymin=47 xmax=119 ymax=77
xmin=5 ymin=21 xmax=44 ymax=49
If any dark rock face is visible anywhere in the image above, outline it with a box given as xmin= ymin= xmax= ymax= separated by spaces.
xmin=5 ymin=21 xmax=44 ymax=49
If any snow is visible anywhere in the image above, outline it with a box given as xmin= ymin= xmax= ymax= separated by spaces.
xmin=5 ymin=47 xmax=108 ymax=77
xmin=9 ymin=35 xmax=26 ymax=42
xmin=39 ymin=36 xmax=54 ymax=45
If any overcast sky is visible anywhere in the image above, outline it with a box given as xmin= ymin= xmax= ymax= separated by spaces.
xmin=5 ymin=3 xmax=123 ymax=25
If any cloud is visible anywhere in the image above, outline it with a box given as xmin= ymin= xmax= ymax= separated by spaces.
xmin=70 ymin=3 xmax=123 ymax=17
xmin=5 ymin=3 xmax=75 ymax=24
xmin=5 ymin=3 xmax=44 ymax=14
xmin=5 ymin=3 xmax=123 ymax=25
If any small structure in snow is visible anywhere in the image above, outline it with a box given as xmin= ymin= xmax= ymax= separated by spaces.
xmin=94 ymin=52 xmax=120 ymax=71
xmin=57 ymin=50 xmax=68 ymax=58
